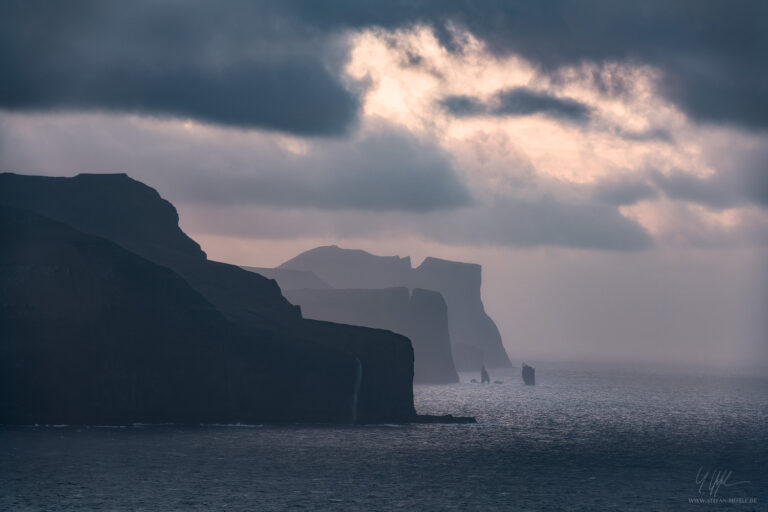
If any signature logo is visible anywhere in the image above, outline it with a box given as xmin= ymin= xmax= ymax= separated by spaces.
xmin=695 ymin=467 xmax=750 ymax=498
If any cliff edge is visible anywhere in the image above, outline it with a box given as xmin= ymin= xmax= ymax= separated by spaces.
xmin=285 ymin=287 xmax=459 ymax=384
xmin=279 ymin=246 xmax=511 ymax=370
xmin=0 ymin=173 xmax=416 ymax=424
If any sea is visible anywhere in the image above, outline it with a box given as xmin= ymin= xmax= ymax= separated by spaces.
xmin=2 ymin=363 xmax=766 ymax=511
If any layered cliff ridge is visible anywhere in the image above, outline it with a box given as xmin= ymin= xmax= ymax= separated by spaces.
xmin=241 ymin=266 xmax=332 ymax=291
xmin=0 ymin=173 xmax=299 ymax=328
xmin=279 ymin=246 xmax=511 ymax=371
xmin=285 ymin=287 xmax=459 ymax=384
xmin=413 ymin=257 xmax=510 ymax=370
xmin=279 ymin=246 xmax=413 ymax=289
xmin=0 ymin=207 xmax=361 ymax=424
xmin=0 ymin=173 xmax=417 ymax=424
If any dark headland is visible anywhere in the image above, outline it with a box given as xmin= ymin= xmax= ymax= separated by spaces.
xmin=0 ymin=172 xmax=476 ymax=425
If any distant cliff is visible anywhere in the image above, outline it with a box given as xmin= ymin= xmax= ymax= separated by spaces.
xmin=279 ymin=245 xmax=511 ymax=370
xmin=0 ymin=173 xmax=416 ymax=424
xmin=285 ymin=287 xmax=459 ymax=384
xmin=241 ymin=266 xmax=332 ymax=291
xmin=413 ymin=257 xmax=510 ymax=370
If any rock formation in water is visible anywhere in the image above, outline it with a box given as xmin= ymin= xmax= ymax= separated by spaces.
xmin=0 ymin=173 xmax=417 ymax=424
xmin=278 ymin=245 xmax=511 ymax=371
xmin=522 ymin=363 xmax=535 ymax=386
xmin=285 ymin=287 xmax=459 ymax=384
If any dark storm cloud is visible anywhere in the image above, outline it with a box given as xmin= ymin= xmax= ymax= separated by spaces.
xmin=294 ymin=0 xmax=768 ymax=131
xmin=650 ymin=159 xmax=768 ymax=211
xmin=0 ymin=114 xmax=469 ymax=212
xmin=441 ymin=195 xmax=654 ymax=251
xmin=457 ymin=1 xmax=768 ymax=131
xmin=0 ymin=113 xmax=655 ymax=250
xmin=180 ymin=191 xmax=654 ymax=252
xmin=441 ymin=88 xmax=590 ymax=123
xmin=589 ymin=158 xmax=767 ymax=213
xmin=0 ymin=0 xmax=359 ymax=135
xmin=2 ymin=1 xmax=765 ymax=133
xmin=439 ymin=96 xmax=487 ymax=117
xmin=614 ymin=128 xmax=672 ymax=143
xmin=179 ymin=128 xmax=472 ymax=212
xmin=740 ymin=153 xmax=768 ymax=208
xmin=651 ymin=171 xmax=742 ymax=210
xmin=591 ymin=176 xmax=658 ymax=206
xmin=494 ymin=89 xmax=590 ymax=122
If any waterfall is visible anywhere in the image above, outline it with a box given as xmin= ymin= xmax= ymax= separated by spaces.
xmin=350 ymin=357 xmax=363 ymax=423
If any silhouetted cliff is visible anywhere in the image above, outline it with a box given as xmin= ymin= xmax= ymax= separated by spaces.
xmin=280 ymin=246 xmax=511 ymax=371
xmin=0 ymin=207 xmax=361 ymax=424
xmin=413 ymin=257 xmax=510 ymax=370
xmin=0 ymin=173 xmax=416 ymax=424
xmin=0 ymin=173 xmax=299 ymax=327
xmin=280 ymin=246 xmax=412 ymax=289
xmin=241 ymin=266 xmax=331 ymax=291
xmin=285 ymin=287 xmax=459 ymax=384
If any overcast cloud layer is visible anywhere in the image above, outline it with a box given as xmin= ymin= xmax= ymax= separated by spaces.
xmin=0 ymin=112 xmax=652 ymax=250
xmin=0 ymin=0 xmax=359 ymax=135
xmin=2 ymin=1 xmax=767 ymax=133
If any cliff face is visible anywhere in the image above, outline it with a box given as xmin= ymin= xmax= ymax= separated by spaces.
xmin=241 ymin=266 xmax=332 ymax=291
xmin=285 ymin=287 xmax=459 ymax=384
xmin=290 ymin=320 xmax=415 ymax=423
xmin=280 ymin=246 xmax=412 ymax=289
xmin=407 ymin=289 xmax=460 ymax=383
xmin=0 ymin=173 xmax=416 ymax=424
xmin=0 ymin=173 xmax=300 ymax=328
xmin=0 ymin=207 xmax=360 ymax=424
xmin=412 ymin=257 xmax=510 ymax=370
xmin=280 ymin=246 xmax=511 ymax=370
xmin=0 ymin=173 xmax=206 ymax=264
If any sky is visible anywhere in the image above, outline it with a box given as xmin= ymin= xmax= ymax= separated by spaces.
xmin=1 ymin=1 xmax=766 ymax=369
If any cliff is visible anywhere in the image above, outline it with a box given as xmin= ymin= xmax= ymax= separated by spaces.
xmin=0 ymin=173 xmax=416 ymax=424
xmin=241 ymin=266 xmax=332 ymax=291
xmin=289 ymin=320 xmax=415 ymax=423
xmin=280 ymin=246 xmax=412 ymax=289
xmin=0 ymin=207 xmax=360 ymax=424
xmin=279 ymin=246 xmax=511 ymax=371
xmin=413 ymin=257 xmax=510 ymax=370
xmin=285 ymin=287 xmax=459 ymax=384
xmin=0 ymin=173 xmax=299 ymax=328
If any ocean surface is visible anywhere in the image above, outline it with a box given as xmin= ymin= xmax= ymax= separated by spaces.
xmin=2 ymin=363 xmax=767 ymax=511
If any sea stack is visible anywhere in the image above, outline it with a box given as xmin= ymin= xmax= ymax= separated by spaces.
xmin=522 ymin=363 xmax=535 ymax=385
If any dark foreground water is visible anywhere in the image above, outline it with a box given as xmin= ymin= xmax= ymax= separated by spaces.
xmin=2 ymin=364 xmax=767 ymax=511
